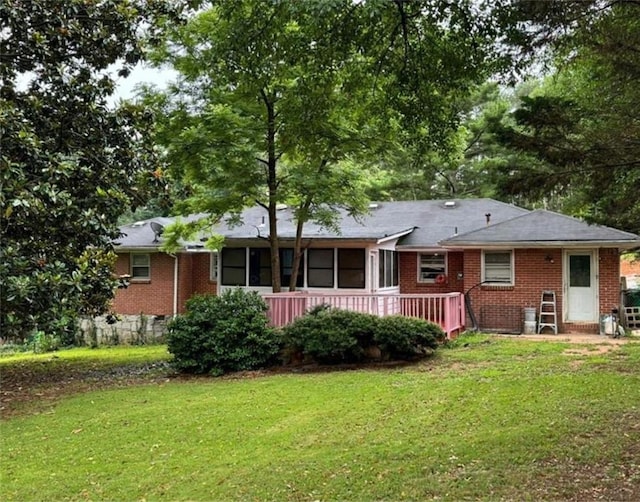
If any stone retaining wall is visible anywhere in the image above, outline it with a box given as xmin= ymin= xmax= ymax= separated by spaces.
xmin=78 ymin=314 xmax=169 ymax=346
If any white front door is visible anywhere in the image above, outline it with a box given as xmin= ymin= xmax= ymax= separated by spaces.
xmin=565 ymin=250 xmax=598 ymax=322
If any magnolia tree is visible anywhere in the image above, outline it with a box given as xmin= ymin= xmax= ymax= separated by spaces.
xmin=0 ymin=0 xmax=191 ymax=341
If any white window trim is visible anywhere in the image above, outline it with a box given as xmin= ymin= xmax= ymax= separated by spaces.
xmin=378 ymin=249 xmax=399 ymax=289
xmin=210 ymin=252 xmax=218 ymax=281
xmin=481 ymin=249 xmax=515 ymax=286
xmin=417 ymin=252 xmax=447 ymax=283
xmin=130 ymin=253 xmax=150 ymax=281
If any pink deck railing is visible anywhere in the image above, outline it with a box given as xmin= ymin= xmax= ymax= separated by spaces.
xmin=262 ymin=292 xmax=465 ymax=338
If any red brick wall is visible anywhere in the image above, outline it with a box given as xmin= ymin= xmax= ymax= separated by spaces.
xmin=112 ymin=248 xmax=619 ymax=331
xmin=177 ymin=254 xmax=193 ymax=314
xmin=191 ymin=253 xmax=217 ymax=296
xmin=463 ymin=248 xmax=620 ymax=334
xmin=113 ymin=253 xmax=177 ymax=315
xmin=112 ymin=252 xmax=218 ymax=316
xmin=399 ymin=251 xmax=464 ymax=294
xmin=463 ymin=249 xmax=562 ymax=332
xmin=599 ymin=248 xmax=621 ymax=312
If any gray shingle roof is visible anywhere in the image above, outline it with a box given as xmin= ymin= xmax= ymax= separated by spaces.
xmin=440 ymin=210 xmax=640 ymax=248
xmin=114 ymin=215 xmax=204 ymax=250
xmin=212 ymin=199 xmax=527 ymax=247
xmin=114 ymin=201 xmax=639 ymax=250
xmin=391 ymin=199 xmax=529 ymax=248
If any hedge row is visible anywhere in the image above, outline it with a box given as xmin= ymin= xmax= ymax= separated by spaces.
xmin=167 ymin=290 xmax=445 ymax=375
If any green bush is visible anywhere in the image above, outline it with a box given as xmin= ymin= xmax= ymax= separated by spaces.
xmin=26 ymin=331 xmax=61 ymax=354
xmin=282 ymin=308 xmax=444 ymax=364
xmin=374 ymin=316 xmax=444 ymax=359
xmin=166 ymin=290 xmax=281 ymax=375
xmin=282 ymin=308 xmax=378 ymax=364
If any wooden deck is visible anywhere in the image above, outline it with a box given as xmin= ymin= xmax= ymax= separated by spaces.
xmin=262 ymin=292 xmax=465 ymax=338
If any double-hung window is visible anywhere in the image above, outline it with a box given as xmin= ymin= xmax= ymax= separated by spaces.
xmin=131 ymin=253 xmax=150 ymax=280
xmin=482 ymin=250 xmax=513 ymax=284
xmin=418 ymin=253 xmax=446 ymax=283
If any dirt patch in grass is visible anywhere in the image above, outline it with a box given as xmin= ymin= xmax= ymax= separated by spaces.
xmin=519 ymin=410 xmax=640 ymax=501
xmin=525 ymin=445 xmax=640 ymax=501
xmin=0 ymin=359 xmax=173 ymax=418
xmin=563 ymin=345 xmax=619 ymax=356
xmin=0 ymin=355 xmax=424 ymax=418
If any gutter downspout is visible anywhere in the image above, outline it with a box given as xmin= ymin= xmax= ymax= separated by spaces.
xmin=170 ymin=253 xmax=178 ymax=317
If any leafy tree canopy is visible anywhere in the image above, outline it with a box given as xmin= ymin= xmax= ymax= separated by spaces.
xmin=0 ymin=0 xmax=192 ymax=341
xmin=487 ymin=1 xmax=640 ymax=234
xmin=147 ymin=0 xmax=500 ymax=291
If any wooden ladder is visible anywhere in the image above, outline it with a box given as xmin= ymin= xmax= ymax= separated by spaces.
xmin=538 ymin=290 xmax=558 ymax=334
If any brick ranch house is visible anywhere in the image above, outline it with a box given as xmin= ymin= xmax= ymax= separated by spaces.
xmin=111 ymin=199 xmax=640 ymax=336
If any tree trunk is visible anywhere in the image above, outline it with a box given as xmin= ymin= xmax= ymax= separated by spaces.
xmin=289 ymin=199 xmax=311 ymax=291
xmin=264 ymin=90 xmax=281 ymax=292
xmin=268 ymin=200 xmax=281 ymax=293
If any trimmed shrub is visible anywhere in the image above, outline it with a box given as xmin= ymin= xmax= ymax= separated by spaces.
xmin=374 ymin=315 xmax=444 ymax=359
xmin=282 ymin=307 xmax=378 ymax=364
xmin=166 ymin=289 xmax=280 ymax=375
xmin=282 ymin=308 xmax=444 ymax=364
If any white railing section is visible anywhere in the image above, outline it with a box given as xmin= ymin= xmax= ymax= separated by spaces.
xmin=262 ymin=292 xmax=465 ymax=338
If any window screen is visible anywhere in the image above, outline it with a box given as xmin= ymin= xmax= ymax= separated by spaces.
xmin=338 ymin=249 xmax=365 ymax=288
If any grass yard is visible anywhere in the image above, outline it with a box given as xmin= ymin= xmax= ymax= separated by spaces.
xmin=1 ymin=335 xmax=640 ymax=501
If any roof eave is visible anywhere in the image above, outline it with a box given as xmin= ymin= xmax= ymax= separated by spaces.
xmin=376 ymin=227 xmax=416 ymax=244
xmin=395 ymin=244 xmax=443 ymax=251
xmin=438 ymin=240 xmax=640 ymax=249
xmin=114 ymin=245 xmax=164 ymax=252
xmin=223 ymin=236 xmax=382 ymax=243
xmin=114 ymin=241 xmax=201 ymax=252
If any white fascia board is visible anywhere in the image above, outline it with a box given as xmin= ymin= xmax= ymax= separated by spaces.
xmin=113 ymin=246 xmax=164 ymax=252
xmin=376 ymin=228 xmax=416 ymax=244
xmin=437 ymin=240 xmax=640 ymax=249
xmin=185 ymin=245 xmax=215 ymax=253
xmin=223 ymin=237 xmax=380 ymax=247
xmin=395 ymin=246 xmax=446 ymax=252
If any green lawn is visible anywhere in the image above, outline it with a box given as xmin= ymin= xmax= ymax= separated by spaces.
xmin=2 ymin=336 xmax=640 ymax=501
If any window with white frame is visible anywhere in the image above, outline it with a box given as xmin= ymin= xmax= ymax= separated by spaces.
xmin=378 ymin=250 xmax=399 ymax=288
xmin=418 ymin=253 xmax=446 ymax=282
xmin=210 ymin=253 xmax=218 ymax=281
xmin=131 ymin=253 xmax=150 ymax=280
xmin=221 ymin=248 xmax=246 ymax=286
xmin=220 ymin=248 xmax=305 ymax=287
xmin=482 ymin=250 xmax=513 ymax=284
xmin=337 ymin=248 xmax=366 ymax=288
xmin=248 ymin=248 xmax=271 ymax=286
xmin=307 ymin=249 xmax=334 ymax=287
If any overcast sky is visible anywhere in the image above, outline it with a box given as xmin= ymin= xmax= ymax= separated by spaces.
xmin=111 ymin=64 xmax=176 ymax=102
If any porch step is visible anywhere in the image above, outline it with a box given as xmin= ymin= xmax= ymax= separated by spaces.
xmin=538 ymin=290 xmax=558 ymax=334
